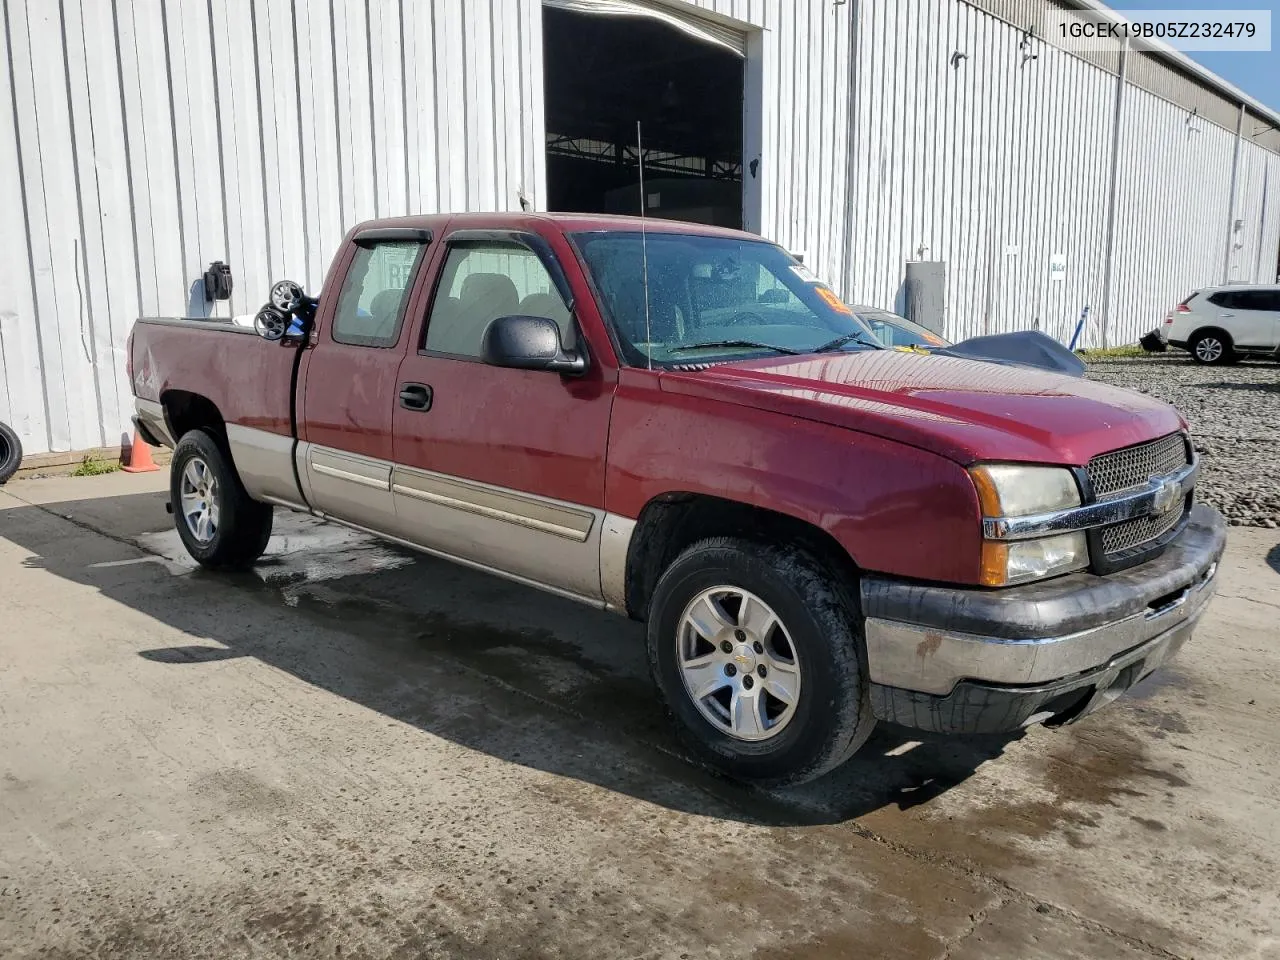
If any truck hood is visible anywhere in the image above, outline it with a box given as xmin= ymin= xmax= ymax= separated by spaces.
xmin=660 ymin=349 xmax=1185 ymax=465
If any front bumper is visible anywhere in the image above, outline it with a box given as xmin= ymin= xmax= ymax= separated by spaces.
xmin=861 ymin=504 xmax=1225 ymax=734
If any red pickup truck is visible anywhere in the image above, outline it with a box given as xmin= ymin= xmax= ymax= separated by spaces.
xmin=129 ymin=213 xmax=1224 ymax=785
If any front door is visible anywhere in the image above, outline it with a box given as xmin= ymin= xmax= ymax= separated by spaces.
xmin=299 ymin=236 xmax=430 ymax=531
xmin=1254 ymin=288 xmax=1280 ymax=348
xmin=1219 ymin=289 xmax=1280 ymax=349
xmin=391 ymin=233 xmax=615 ymax=601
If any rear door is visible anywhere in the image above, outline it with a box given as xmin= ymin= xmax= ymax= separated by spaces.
xmin=389 ymin=228 xmax=615 ymax=601
xmin=298 ymin=228 xmax=434 ymax=531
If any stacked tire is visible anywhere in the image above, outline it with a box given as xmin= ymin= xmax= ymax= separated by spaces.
xmin=0 ymin=421 xmax=21 ymax=485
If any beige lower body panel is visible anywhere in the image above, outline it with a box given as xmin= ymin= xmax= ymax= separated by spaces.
xmin=140 ymin=416 xmax=631 ymax=605
xmin=228 ymin=437 xmax=636 ymax=611
xmin=600 ymin=513 xmax=636 ymax=613
xmin=304 ymin=444 xmax=395 ymax=532
xmin=389 ymin=464 xmax=604 ymax=601
xmin=134 ymin=399 xmax=175 ymax=448
xmin=225 ymin=424 xmax=307 ymax=509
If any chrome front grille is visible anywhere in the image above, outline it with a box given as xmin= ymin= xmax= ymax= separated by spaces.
xmin=1086 ymin=433 xmax=1189 ymax=497
xmin=1100 ymin=501 xmax=1185 ymax=554
xmin=1088 ymin=433 xmax=1192 ymax=559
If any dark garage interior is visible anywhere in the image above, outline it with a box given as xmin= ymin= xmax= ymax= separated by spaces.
xmin=542 ymin=6 xmax=745 ymax=228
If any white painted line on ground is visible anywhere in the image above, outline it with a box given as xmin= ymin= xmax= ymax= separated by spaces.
xmin=885 ymin=740 xmax=922 ymax=757
xmin=88 ymin=557 xmax=166 ymax=569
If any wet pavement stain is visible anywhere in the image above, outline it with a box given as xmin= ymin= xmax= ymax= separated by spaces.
xmin=862 ymin=721 xmax=1195 ymax=872
xmin=1127 ymin=664 xmax=1208 ymax=706
xmin=125 ymin=514 xmax=1206 ymax=851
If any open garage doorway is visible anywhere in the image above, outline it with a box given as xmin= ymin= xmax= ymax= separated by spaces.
xmin=542 ymin=2 xmax=746 ymax=229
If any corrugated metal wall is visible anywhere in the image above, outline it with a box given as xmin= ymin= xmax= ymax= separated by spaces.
xmin=1 ymin=0 xmax=1277 ymax=459
xmin=0 ymin=0 xmax=548 ymax=457
xmin=844 ymin=0 xmax=1280 ymax=347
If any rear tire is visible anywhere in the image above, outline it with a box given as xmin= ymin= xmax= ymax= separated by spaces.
xmin=0 ymin=421 xmax=21 ymax=484
xmin=646 ymin=537 xmax=875 ymax=786
xmin=170 ymin=429 xmax=273 ymax=569
xmin=1189 ymin=330 xmax=1234 ymax=365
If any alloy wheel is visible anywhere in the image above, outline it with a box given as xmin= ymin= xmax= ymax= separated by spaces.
xmin=676 ymin=586 xmax=801 ymax=742
xmin=1195 ymin=337 xmax=1224 ymax=363
xmin=179 ymin=457 xmax=220 ymax=543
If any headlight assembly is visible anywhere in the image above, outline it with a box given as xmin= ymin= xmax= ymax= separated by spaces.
xmin=970 ymin=465 xmax=1090 ymax=586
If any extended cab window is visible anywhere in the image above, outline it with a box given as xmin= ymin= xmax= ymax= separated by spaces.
xmin=332 ymin=240 xmax=426 ymax=347
xmin=423 ymin=241 xmax=574 ymax=358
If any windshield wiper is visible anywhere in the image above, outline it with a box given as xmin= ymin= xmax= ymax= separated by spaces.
xmin=812 ymin=331 xmax=883 ymax=353
xmin=668 ymin=339 xmax=805 ymax=356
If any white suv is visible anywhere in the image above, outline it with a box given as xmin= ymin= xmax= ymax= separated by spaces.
xmin=1162 ymin=284 xmax=1280 ymax=365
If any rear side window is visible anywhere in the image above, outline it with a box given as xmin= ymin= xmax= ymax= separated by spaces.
xmin=423 ymin=241 xmax=573 ymax=358
xmin=332 ymin=240 xmax=427 ymax=347
xmin=1208 ymin=289 xmax=1280 ymax=312
xmin=1234 ymin=290 xmax=1280 ymax=311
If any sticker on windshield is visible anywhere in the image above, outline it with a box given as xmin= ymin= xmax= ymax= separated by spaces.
xmin=814 ymin=285 xmax=853 ymax=316
xmin=789 ymin=263 xmax=819 ymax=284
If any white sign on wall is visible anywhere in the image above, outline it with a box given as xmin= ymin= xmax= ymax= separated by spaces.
xmin=1049 ymin=253 xmax=1067 ymax=283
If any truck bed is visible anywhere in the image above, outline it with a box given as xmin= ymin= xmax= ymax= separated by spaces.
xmin=130 ymin=316 xmax=298 ymax=441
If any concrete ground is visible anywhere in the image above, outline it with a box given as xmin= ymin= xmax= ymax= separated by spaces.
xmin=1 ymin=472 xmax=1277 ymax=960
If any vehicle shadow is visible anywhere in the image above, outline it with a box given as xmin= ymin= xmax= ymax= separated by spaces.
xmin=2 ymin=491 xmax=1021 ymax=827
xmin=1267 ymin=543 xmax=1280 ymax=576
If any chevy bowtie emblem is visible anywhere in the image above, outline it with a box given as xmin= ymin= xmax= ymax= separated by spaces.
xmin=1151 ymin=476 xmax=1181 ymax=517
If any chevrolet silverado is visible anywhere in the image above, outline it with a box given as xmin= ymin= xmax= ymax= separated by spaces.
xmin=128 ymin=213 xmax=1225 ymax=785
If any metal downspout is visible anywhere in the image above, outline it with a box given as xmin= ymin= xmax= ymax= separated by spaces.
xmin=1225 ymin=102 xmax=1247 ymax=283
xmin=839 ymin=0 xmax=860 ymax=301
xmin=1099 ymin=38 xmax=1129 ymax=350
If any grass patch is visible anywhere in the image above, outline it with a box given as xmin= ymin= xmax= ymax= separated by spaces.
xmin=1077 ymin=345 xmax=1147 ymax=360
xmin=72 ymin=455 xmax=121 ymax=477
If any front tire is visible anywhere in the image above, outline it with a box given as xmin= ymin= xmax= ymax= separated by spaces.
xmin=1189 ymin=330 xmax=1234 ymax=365
xmin=170 ymin=429 xmax=273 ymax=569
xmin=646 ymin=537 xmax=875 ymax=786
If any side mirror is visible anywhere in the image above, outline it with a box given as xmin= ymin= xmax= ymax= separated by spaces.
xmin=481 ymin=315 xmax=587 ymax=376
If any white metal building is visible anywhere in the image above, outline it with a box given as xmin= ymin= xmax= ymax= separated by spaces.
xmin=2 ymin=0 xmax=1278 ymax=460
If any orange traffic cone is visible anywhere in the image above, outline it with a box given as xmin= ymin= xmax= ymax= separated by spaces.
xmin=122 ymin=429 xmax=160 ymax=473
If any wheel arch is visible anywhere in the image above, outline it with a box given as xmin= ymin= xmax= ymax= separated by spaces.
xmin=623 ymin=492 xmax=860 ymax=623
xmin=161 ymin=390 xmax=228 ymax=449
xmin=1189 ymin=326 xmax=1234 ymax=348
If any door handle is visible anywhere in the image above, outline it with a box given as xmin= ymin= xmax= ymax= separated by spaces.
xmin=399 ymin=382 xmax=432 ymax=411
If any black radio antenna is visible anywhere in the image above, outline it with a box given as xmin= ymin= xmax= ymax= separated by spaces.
xmin=637 ymin=120 xmax=653 ymax=371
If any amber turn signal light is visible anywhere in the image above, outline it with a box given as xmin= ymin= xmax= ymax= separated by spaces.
xmin=980 ymin=541 xmax=1010 ymax=587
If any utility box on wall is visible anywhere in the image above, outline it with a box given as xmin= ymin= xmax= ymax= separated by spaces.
xmin=905 ymin=261 xmax=946 ymax=338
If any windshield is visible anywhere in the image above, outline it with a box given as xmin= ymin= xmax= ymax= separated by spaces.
xmin=571 ymin=232 xmax=879 ymax=367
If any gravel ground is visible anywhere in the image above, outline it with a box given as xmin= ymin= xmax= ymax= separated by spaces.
xmin=1086 ymin=354 xmax=1280 ymax=528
